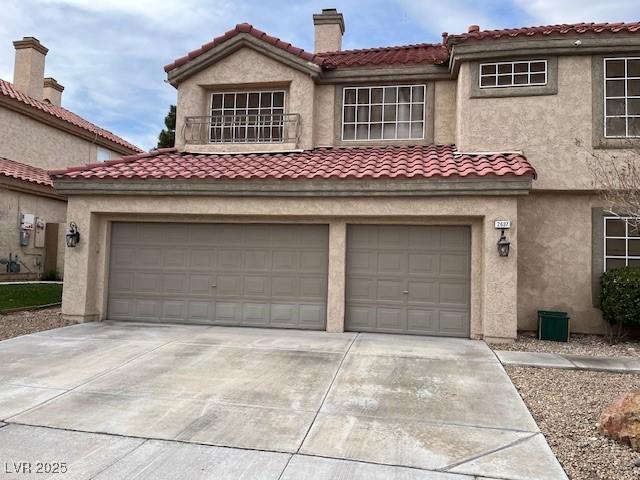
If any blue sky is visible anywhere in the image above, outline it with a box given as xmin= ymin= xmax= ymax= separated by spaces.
xmin=1 ymin=0 xmax=640 ymax=150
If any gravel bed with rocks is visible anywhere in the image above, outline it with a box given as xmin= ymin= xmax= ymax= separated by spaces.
xmin=0 ymin=307 xmax=74 ymax=341
xmin=494 ymin=331 xmax=640 ymax=357
xmin=507 ymin=366 xmax=640 ymax=480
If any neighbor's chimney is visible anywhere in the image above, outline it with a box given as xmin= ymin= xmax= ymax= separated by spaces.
xmin=13 ymin=37 xmax=48 ymax=101
xmin=313 ymin=8 xmax=345 ymax=53
xmin=43 ymin=77 xmax=64 ymax=106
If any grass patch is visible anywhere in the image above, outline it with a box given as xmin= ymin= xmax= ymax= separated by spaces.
xmin=0 ymin=283 xmax=63 ymax=311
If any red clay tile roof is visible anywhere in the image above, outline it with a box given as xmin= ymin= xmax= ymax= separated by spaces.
xmin=0 ymin=79 xmax=142 ymax=153
xmin=49 ymin=145 xmax=535 ymax=181
xmin=317 ymin=44 xmax=448 ymax=68
xmin=164 ymin=23 xmax=324 ymax=73
xmin=164 ymin=23 xmax=448 ymax=73
xmin=0 ymin=157 xmax=53 ymax=187
xmin=447 ymin=21 xmax=640 ymax=44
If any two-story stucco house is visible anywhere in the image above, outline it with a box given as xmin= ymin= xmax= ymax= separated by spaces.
xmin=0 ymin=37 xmax=141 ymax=280
xmin=50 ymin=10 xmax=640 ymax=341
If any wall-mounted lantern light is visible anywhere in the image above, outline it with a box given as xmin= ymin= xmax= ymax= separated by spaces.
xmin=497 ymin=229 xmax=510 ymax=257
xmin=66 ymin=222 xmax=80 ymax=248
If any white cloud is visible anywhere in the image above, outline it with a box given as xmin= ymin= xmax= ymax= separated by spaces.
xmin=514 ymin=0 xmax=640 ymax=24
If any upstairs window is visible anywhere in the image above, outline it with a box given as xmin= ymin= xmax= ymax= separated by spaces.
xmin=210 ymin=91 xmax=285 ymax=143
xmin=342 ymin=85 xmax=425 ymax=141
xmin=96 ymin=147 xmax=111 ymax=162
xmin=604 ymin=57 xmax=640 ymax=138
xmin=479 ymin=60 xmax=547 ymax=88
xmin=604 ymin=217 xmax=640 ymax=270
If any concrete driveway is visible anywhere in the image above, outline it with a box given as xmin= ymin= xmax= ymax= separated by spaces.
xmin=0 ymin=322 xmax=566 ymax=479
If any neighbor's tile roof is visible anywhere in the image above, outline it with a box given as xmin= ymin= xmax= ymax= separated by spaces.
xmin=164 ymin=23 xmax=448 ymax=72
xmin=0 ymin=157 xmax=53 ymax=186
xmin=317 ymin=44 xmax=449 ymax=68
xmin=49 ymin=145 xmax=535 ymax=181
xmin=447 ymin=21 xmax=640 ymax=44
xmin=0 ymin=79 xmax=142 ymax=153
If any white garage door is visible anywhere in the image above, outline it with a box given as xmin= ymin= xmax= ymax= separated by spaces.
xmin=108 ymin=223 xmax=328 ymax=329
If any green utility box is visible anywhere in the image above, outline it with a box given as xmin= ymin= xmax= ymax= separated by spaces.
xmin=538 ymin=310 xmax=570 ymax=342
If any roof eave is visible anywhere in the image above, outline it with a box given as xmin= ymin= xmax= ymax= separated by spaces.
xmin=51 ymin=175 xmax=534 ymax=197
xmin=166 ymin=34 xmax=322 ymax=87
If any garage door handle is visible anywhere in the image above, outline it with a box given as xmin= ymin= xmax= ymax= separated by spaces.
xmin=402 ymin=290 xmax=409 ymax=294
xmin=209 ymin=284 xmax=217 ymax=288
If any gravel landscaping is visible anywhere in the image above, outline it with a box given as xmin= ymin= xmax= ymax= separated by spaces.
xmin=507 ymin=366 xmax=640 ymax=480
xmin=494 ymin=331 xmax=640 ymax=357
xmin=0 ymin=307 xmax=74 ymax=341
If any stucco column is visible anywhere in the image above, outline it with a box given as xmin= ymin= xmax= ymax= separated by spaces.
xmin=482 ymin=199 xmax=518 ymax=343
xmin=326 ymin=221 xmax=346 ymax=332
xmin=61 ymin=198 xmax=100 ymax=323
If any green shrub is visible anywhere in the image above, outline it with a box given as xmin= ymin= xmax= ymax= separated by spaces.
xmin=600 ymin=266 xmax=640 ymax=328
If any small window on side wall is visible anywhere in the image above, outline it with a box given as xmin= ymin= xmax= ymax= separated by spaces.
xmin=479 ymin=60 xmax=547 ymax=88
xmin=604 ymin=57 xmax=640 ymax=138
xmin=96 ymin=147 xmax=111 ymax=162
xmin=604 ymin=217 xmax=640 ymax=271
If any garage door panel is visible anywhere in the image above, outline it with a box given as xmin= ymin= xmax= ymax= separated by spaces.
xmin=108 ymin=223 xmax=328 ymax=329
xmin=189 ymin=275 xmax=211 ymax=295
xmin=345 ymin=306 xmax=374 ymax=330
xmin=407 ymin=280 xmax=437 ymax=303
xmin=407 ymin=309 xmax=437 ymax=333
xmin=408 ymin=253 xmax=438 ymax=275
xmin=216 ymin=275 xmax=243 ymax=296
xmin=439 ymin=282 xmax=469 ymax=306
xmin=346 ymin=225 xmax=470 ymax=337
xmin=377 ymin=279 xmax=404 ymax=302
xmin=376 ymin=307 xmax=406 ymax=331
xmin=273 ymin=251 xmax=299 ymax=271
xmin=215 ymin=302 xmax=242 ymax=324
xmin=243 ymin=303 xmax=269 ymax=325
xmin=378 ymin=252 xmax=406 ymax=275
xmin=439 ymin=311 xmax=468 ymax=335
xmin=299 ymin=304 xmax=325 ymax=328
xmin=272 ymin=276 xmax=298 ymax=297
xmin=347 ymin=252 xmax=375 ymax=275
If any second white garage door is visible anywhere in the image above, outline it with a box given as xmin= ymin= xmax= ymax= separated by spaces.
xmin=345 ymin=225 xmax=471 ymax=337
xmin=108 ymin=223 xmax=328 ymax=329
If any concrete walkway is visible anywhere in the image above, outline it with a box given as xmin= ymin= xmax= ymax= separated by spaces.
xmin=0 ymin=323 xmax=567 ymax=480
xmin=495 ymin=350 xmax=640 ymax=373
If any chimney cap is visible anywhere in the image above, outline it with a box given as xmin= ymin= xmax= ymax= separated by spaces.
xmin=468 ymin=24 xmax=480 ymax=33
xmin=313 ymin=8 xmax=345 ymax=34
xmin=44 ymin=77 xmax=64 ymax=92
xmin=13 ymin=36 xmax=48 ymax=55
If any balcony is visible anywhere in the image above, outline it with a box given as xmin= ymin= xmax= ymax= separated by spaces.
xmin=182 ymin=113 xmax=301 ymax=153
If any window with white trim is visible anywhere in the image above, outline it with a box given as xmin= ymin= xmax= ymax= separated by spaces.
xmin=210 ymin=91 xmax=285 ymax=143
xmin=604 ymin=57 xmax=640 ymax=138
xmin=341 ymin=85 xmax=425 ymax=141
xmin=479 ymin=60 xmax=547 ymax=88
xmin=96 ymin=147 xmax=111 ymax=162
xmin=604 ymin=217 xmax=640 ymax=270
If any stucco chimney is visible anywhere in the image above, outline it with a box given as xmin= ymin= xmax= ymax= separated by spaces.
xmin=468 ymin=25 xmax=480 ymax=33
xmin=43 ymin=77 xmax=64 ymax=106
xmin=313 ymin=8 xmax=345 ymax=53
xmin=13 ymin=37 xmax=48 ymax=101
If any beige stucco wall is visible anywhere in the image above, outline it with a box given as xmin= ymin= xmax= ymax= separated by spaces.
xmin=0 ymin=186 xmax=67 ymax=276
xmin=518 ymin=191 xmax=604 ymax=333
xmin=0 ymin=108 xmax=120 ymax=170
xmin=314 ymin=83 xmax=335 ymax=146
xmin=456 ymin=56 xmax=636 ymax=190
xmin=434 ymin=80 xmax=457 ymax=145
xmin=174 ymin=47 xmax=316 ymax=151
xmin=61 ymin=194 xmax=519 ymax=342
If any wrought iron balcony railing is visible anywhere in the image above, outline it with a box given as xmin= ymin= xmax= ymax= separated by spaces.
xmin=183 ymin=113 xmax=301 ymax=145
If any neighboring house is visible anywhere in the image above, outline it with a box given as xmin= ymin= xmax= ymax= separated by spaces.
xmin=50 ymin=10 xmax=640 ymax=340
xmin=0 ymin=37 xmax=141 ymax=280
